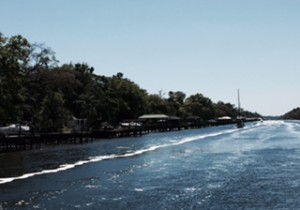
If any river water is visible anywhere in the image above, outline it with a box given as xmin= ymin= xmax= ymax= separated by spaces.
xmin=1 ymin=120 xmax=300 ymax=209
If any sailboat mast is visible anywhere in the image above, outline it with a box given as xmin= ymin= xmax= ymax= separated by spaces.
xmin=237 ymin=89 xmax=241 ymax=116
xmin=236 ymin=89 xmax=245 ymax=128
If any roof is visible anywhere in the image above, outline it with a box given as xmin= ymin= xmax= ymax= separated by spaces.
xmin=138 ymin=114 xmax=169 ymax=119
xmin=217 ymin=116 xmax=232 ymax=120
xmin=168 ymin=116 xmax=181 ymax=120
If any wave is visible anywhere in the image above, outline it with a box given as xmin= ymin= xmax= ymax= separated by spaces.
xmin=260 ymin=120 xmax=300 ymax=133
xmin=0 ymin=128 xmax=238 ymax=185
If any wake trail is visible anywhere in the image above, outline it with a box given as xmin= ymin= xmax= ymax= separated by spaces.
xmin=0 ymin=127 xmax=241 ymax=185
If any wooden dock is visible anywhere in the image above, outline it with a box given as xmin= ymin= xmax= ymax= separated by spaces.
xmin=0 ymin=128 xmax=144 ymax=153
xmin=0 ymin=133 xmax=93 ymax=153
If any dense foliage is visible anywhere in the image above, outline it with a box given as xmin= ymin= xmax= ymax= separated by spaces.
xmin=282 ymin=107 xmax=300 ymax=120
xmin=0 ymin=33 xmax=260 ymax=132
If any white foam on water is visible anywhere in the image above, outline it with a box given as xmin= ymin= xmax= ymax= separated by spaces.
xmin=285 ymin=121 xmax=300 ymax=135
xmin=263 ymin=120 xmax=285 ymax=126
xmin=184 ymin=187 xmax=198 ymax=192
xmin=85 ymin=184 xmax=98 ymax=189
xmin=0 ymin=128 xmax=239 ymax=185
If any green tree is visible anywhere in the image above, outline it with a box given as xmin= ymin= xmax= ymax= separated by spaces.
xmin=0 ymin=32 xmax=263 ymax=131
xmin=0 ymin=33 xmax=31 ymax=122
xmin=39 ymin=91 xmax=67 ymax=132
xmin=214 ymin=101 xmax=236 ymax=118
xmin=30 ymin=43 xmax=58 ymax=69
xmin=166 ymin=91 xmax=186 ymax=117
xmin=104 ymin=73 xmax=148 ymax=124
xmin=146 ymin=94 xmax=169 ymax=114
xmin=282 ymin=107 xmax=300 ymax=119
xmin=183 ymin=93 xmax=214 ymax=120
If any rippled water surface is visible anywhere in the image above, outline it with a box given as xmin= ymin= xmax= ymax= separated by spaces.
xmin=1 ymin=120 xmax=300 ymax=209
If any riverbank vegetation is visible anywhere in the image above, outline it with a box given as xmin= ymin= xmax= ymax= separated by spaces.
xmin=0 ymin=33 xmax=261 ymax=132
xmin=282 ymin=107 xmax=300 ymax=120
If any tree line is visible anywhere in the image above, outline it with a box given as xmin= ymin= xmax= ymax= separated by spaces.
xmin=282 ymin=107 xmax=300 ymax=120
xmin=0 ymin=33 xmax=260 ymax=132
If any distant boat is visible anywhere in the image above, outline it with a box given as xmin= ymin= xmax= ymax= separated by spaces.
xmin=236 ymin=118 xmax=245 ymax=128
xmin=236 ymin=89 xmax=245 ymax=128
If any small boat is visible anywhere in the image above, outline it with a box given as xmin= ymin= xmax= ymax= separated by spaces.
xmin=236 ymin=118 xmax=245 ymax=128
xmin=236 ymin=89 xmax=245 ymax=128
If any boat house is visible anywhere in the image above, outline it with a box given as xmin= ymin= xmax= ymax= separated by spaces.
xmin=138 ymin=114 xmax=181 ymax=131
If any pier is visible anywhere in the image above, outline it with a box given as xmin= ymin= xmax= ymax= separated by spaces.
xmin=0 ymin=117 xmax=261 ymax=153
xmin=0 ymin=133 xmax=94 ymax=152
xmin=0 ymin=128 xmax=144 ymax=153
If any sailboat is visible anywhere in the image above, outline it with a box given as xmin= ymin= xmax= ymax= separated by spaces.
xmin=236 ymin=89 xmax=245 ymax=128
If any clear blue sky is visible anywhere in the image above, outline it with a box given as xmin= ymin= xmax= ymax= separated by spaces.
xmin=1 ymin=0 xmax=300 ymax=116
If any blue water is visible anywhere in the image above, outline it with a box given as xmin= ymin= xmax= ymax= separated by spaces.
xmin=1 ymin=120 xmax=300 ymax=209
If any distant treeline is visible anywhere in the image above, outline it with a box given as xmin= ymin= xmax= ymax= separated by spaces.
xmin=282 ymin=108 xmax=300 ymax=120
xmin=0 ymin=33 xmax=260 ymax=132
